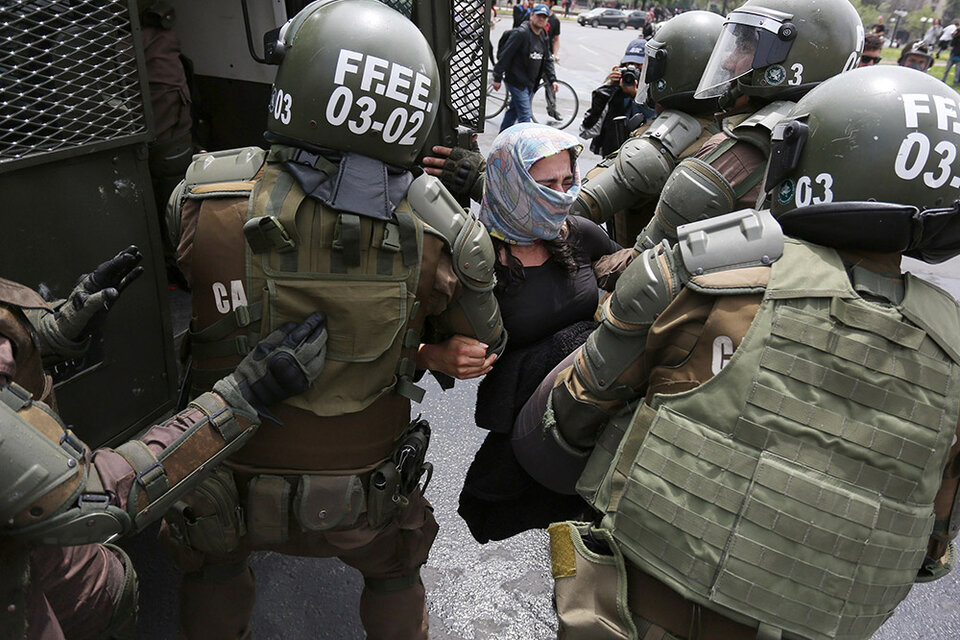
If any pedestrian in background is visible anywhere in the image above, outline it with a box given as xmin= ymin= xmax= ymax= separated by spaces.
xmin=543 ymin=0 xmax=564 ymax=121
xmin=939 ymin=19 xmax=958 ymax=58
xmin=493 ymin=3 xmax=558 ymax=132
xmin=513 ymin=0 xmax=530 ymax=27
xmin=943 ymin=28 xmax=960 ymax=84
xmin=858 ymin=33 xmax=883 ymax=66
xmin=924 ymin=17 xmax=943 ymax=51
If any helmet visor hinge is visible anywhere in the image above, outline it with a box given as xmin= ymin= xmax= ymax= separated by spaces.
xmin=763 ymin=119 xmax=808 ymax=195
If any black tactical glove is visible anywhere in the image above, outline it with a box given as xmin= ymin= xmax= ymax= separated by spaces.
xmin=439 ymin=147 xmax=486 ymax=204
xmin=55 ymin=246 xmax=144 ymax=342
xmin=213 ymin=312 xmax=328 ymax=423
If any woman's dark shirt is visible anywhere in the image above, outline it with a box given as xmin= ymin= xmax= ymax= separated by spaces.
xmin=497 ymin=215 xmax=620 ymax=348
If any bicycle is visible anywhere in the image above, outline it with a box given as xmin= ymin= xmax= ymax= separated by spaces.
xmin=485 ymin=72 xmax=580 ymax=130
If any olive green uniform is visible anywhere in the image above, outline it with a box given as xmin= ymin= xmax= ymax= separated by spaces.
xmin=168 ymin=145 xmax=505 ymax=640
xmin=0 ymin=280 xmax=266 ymax=640
xmin=576 ymin=113 xmax=722 ymax=248
xmin=541 ymin=235 xmax=960 ymax=639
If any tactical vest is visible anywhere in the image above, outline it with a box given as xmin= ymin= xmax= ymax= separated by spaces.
xmin=584 ymin=239 xmax=960 ymax=640
xmin=181 ymin=147 xmax=442 ymax=471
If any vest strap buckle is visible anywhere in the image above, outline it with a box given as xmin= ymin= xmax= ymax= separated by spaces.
xmin=243 ymin=216 xmax=296 ymax=254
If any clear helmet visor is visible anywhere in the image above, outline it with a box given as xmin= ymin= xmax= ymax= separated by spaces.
xmin=694 ymin=11 xmax=794 ymax=99
xmin=639 ymin=42 xmax=666 ymax=87
xmin=695 ymin=22 xmax=761 ymax=99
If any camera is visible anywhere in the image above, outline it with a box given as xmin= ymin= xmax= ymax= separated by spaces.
xmin=619 ymin=66 xmax=639 ymax=87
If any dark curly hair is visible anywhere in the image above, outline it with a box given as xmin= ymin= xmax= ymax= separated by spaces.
xmin=493 ymin=224 xmax=578 ymax=295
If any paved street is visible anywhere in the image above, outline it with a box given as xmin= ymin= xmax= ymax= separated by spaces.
xmin=128 ymin=15 xmax=960 ymax=640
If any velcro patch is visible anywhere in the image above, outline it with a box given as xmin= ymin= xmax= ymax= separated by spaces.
xmin=548 ymin=522 xmax=577 ymax=579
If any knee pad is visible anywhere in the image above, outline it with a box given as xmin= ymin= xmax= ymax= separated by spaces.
xmin=96 ymin=544 xmax=138 ymax=640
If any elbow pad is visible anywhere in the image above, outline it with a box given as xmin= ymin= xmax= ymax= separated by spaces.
xmin=577 ymin=243 xmax=687 ymax=398
xmin=3 ymin=390 xmax=257 ymax=546
xmin=652 ymin=156 xmax=737 ymax=242
xmin=573 ymin=110 xmax=704 ymax=225
xmin=0 ymin=383 xmax=131 ymax=545
xmin=408 ymin=175 xmax=506 ymax=353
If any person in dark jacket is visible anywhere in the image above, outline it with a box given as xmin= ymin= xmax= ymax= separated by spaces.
xmin=580 ymin=38 xmax=657 ymax=157
xmin=512 ymin=0 xmax=530 ymax=28
xmin=493 ymin=3 xmax=558 ymax=132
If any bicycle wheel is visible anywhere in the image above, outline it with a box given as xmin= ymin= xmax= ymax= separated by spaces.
xmin=530 ymin=79 xmax=579 ymax=130
xmin=485 ymin=72 xmax=508 ymax=120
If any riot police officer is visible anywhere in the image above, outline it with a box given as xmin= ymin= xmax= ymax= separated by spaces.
xmin=634 ymin=0 xmax=863 ymax=251
xmin=572 ymin=10 xmax=725 ymax=249
xmin=518 ymin=66 xmax=960 ymax=640
xmin=0 ymin=254 xmax=328 ymax=640
xmin=165 ymin=2 xmax=506 ymax=639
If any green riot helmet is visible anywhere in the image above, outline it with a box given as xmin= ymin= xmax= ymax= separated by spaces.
xmin=266 ymin=0 xmax=441 ymax=168
xmin=695 ymin=0 xmax=863 ymax=102
xmin=898 ymin=39 xmax=935 ymax=72
xmin=764 ymin=66 xmax=960 ymax=264
xmin=639 ymin=11 xmax=725 ymax=113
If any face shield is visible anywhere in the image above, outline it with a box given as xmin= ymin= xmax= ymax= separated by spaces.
xmin=695 ymin=9 xmax=796 ymax=99
xmin=639 ymin=42 xmax=666 ymax=87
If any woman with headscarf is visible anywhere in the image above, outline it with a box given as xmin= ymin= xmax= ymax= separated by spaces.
xmin=444 ymin=123 xmax=621 ymax=543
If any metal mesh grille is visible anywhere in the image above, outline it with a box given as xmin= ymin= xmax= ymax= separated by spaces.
xmin=1 ymin=0 xmax=147 ymax=166
xmin=450 ymin=0 xmax=487 ymax=129
xmin=377 ymin=0 xmax=413 ymax=17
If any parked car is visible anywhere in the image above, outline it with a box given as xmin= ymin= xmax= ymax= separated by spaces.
xmin=578 ymin=8 xmax=628 ymax=29
xmin=626 ymin=10 xmax=647 ymax=29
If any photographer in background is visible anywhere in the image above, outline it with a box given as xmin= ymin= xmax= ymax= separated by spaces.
xmin=579 ymin=38 xmax=657 ymax=156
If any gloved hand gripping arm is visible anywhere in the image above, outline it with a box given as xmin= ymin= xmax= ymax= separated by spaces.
xmin=422 ymin=145 xmax=486 ymax=204
xmin=1 ymin=313 xmax=328 ymax=545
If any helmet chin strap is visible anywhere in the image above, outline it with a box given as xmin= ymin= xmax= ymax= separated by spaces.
xmin=718 ymin=84 xmax=744 ymax=111
xmin=775 ymin=200 xmax=960 ymax=265
xmin=907 ymin=200 xmax=960 ymax=264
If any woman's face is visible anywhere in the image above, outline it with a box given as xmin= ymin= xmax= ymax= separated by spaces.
xmin=528 ymin=151 xmax=574 ymax=194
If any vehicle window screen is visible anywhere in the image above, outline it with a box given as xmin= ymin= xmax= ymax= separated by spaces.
xmin=378 ymin=0 xmax=414 ymax=17
xmin=448 ymin=0 xmax=487 ymax=128
xmin=0 ymin=0 xmax=149 ymax=169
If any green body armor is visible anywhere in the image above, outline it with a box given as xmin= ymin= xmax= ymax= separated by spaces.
xmin=586 ymin=239 xmax=960 ymax=640
xmin=185 ymin=146 xmax=429 ymax=413
xmin=245 ymin=153 xmax=428 ymax=414
xmin=647 ymin=101 xmax=795 ymax=247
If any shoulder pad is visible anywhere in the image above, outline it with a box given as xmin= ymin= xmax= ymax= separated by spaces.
xmin=184 ymin=147 xmax=267 ymax=189
xmin=406 ymin=174 xmax=496 ymax=292
xmin=640 ymin=109 xmax=704 ymax=158
xmin=610 ymin=136 xmax=673 ymax=197
xmin=168 ymin=147 xmax=265 ymax=253
xmin=725 ymin=101 xmax=795 ymax=155
xmin=0 ymin=390 xmax=82 ymax=527
xmin=729 ymin=101 xmax=795 ymax=135
xmin=654 ymin=157 xmax=736 ymax=238
xmin=0 ymin=278 xmax=50 ymax=312
xmin=677 ymin=208 xmax=783 ymax=277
